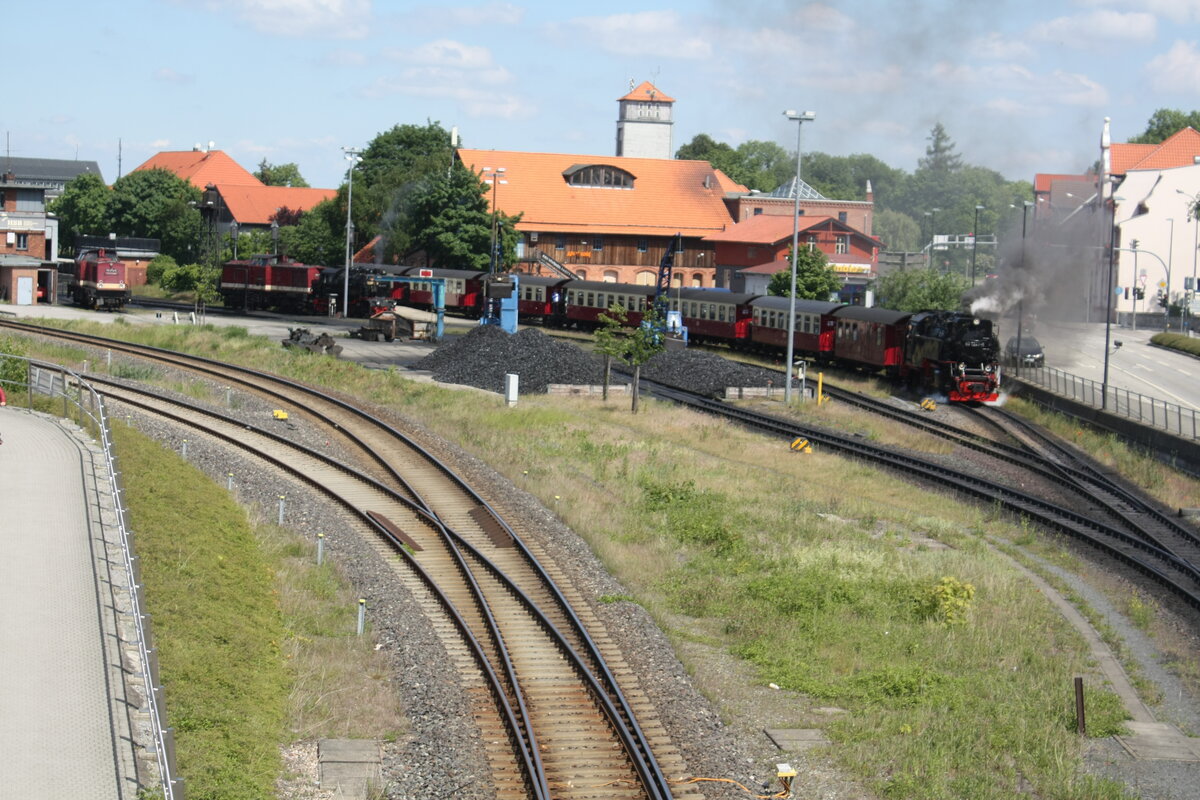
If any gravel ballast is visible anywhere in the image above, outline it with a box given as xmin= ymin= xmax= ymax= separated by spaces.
xmin=41 ymin=319 xmax=1200 ymax=800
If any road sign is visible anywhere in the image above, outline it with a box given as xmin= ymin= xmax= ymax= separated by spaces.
xmin=1114 ymin=286 xmax=1124 ymax=296
xmin=1158 ymin=280 xmax=1166 ymax=289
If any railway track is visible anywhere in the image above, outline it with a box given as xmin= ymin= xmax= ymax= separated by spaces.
xmin=2 ymin=319 xmax=700 ymax=800
xmin=642 ymin=379 xmax=1200 ymax=615
xmin=817 ymin=384 xmax=1200 ymax=581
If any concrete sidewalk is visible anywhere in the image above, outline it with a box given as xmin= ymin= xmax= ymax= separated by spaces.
xmin=0 ymin=408 xmax=139 ymax=798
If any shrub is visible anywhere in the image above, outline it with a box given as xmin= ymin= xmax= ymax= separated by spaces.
xmin=913 ymin=576 xmax=975 ymax=625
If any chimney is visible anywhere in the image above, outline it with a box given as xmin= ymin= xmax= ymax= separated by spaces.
xmin=865 ymin=179 xmax=874 ymax=204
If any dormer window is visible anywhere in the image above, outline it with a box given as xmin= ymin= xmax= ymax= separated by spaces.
xmin=563 ymin=164 xmax=635 ymax=189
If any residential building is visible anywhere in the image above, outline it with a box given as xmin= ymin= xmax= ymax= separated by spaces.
xmin=0 ymin=159 xmax=91 ymax=303
xmin=132 ymin=147 xmax=336 ymax=235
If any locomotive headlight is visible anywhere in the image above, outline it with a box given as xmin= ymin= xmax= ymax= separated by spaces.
xmin=985 ymin=364 xmax=994 ymax=373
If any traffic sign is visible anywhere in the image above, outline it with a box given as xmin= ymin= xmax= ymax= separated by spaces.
xmin=1114 ymin=286 xmax=1124 ymax=296
xmin=1158 ymin=280 xmax=1166 ymax=289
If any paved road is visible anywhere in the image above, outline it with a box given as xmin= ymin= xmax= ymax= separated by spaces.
xmin=0 ymin=409 xmax=134 ymax=798
xmin=1010 ymin=319 xmax=1200 ymax=412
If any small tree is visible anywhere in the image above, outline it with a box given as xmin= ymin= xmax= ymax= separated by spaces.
xmin=873 ymin=267 xmax=970 ymax=312
xmin=594 ymin=303 xmax=630 ymax=401
xmin=768 ymin=245 xmax=842 ymax=300
xmin=624 ymin=304 xmax=667 ymax=414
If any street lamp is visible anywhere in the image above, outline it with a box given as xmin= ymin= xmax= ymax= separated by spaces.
xmin=342 ymin=146 xmax=363 ymax=317
xmin=1015 ymin=201 xmax=1033 ymax=379
xmin=924 ymin=208 xmax=939 ymax=261
xmin=783 ymin=109 xmax=816 ymax=404
xmin=1177 ymin=189 xmax=1199 ymax=336
xmin=482 ymin=167 xmax=508 ymax=274
xmin=1166 ymin=217 xmax=1174 ymax=331
xmin=970 ymin=204 xmax=985 ymax=284
xmin=1102 ymin=195 xmax=1127 ymax=411
xmin=230 ymin=221 xmax=239 ymax=260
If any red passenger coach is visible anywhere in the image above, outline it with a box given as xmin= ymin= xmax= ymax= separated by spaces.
xmin=669 ymin=289 xmax=756 ymax=345
xmin=401 ymin=268 xmax=486 ymax=315
xmin=748 ymin=296 xmax=843 ymax=358
xmin=513 ymin=275 xmax=571 ymax=321
xmin=831 ymin=306 xmax=912 ymax=374
xmin=563 ymin=281 xmax=656 ymax=329
xmin=220 ymin=255 xmax=322 ymax=312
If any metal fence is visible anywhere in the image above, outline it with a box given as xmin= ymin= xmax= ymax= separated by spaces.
xmin=1014 ymin=364 xmax=1200 ymax=441
xmin=1 ymin=358 xmax=183 ymax=800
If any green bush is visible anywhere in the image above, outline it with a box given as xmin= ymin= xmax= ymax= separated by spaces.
xmin=913 ymin=576 xmax=976 ymax=625
xmin=0 ymin=335 xmax=28 ymax=396
xmin=1151 ymin=332 xmax=1200 ymax=357
xmin=146 ymin=254 xmax=178 ymax=286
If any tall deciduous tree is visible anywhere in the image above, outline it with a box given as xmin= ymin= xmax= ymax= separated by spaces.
xmin=398 ymin=161 xmax=520 ymax=271
xmin=49 ymin=173 xmax=112 ymax=255
xmin=768 ymin=246 xmax=842 ymax=300
xmin=108 ymin=169 xmax=202 ymax=264
xmin=254 ymin=160 xmax=309 ymax=187
xmin=873 ymin=267 xmax=969 ymax=312
xmin=1129 ymin=109 xmax=1200 ymax=144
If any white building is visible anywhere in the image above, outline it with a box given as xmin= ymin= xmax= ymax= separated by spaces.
xmin=615 ymin=81 xmax=674 ymax=160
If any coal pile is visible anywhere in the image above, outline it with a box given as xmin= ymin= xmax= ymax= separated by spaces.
xmin=641 ymin=349 xmax=795 ymax=397
xmin=411 ymin=325 xmax=622 ymax=394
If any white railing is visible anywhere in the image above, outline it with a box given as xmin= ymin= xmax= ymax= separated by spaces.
xmin=1013 ymin=364 xmax=1199 ymax=441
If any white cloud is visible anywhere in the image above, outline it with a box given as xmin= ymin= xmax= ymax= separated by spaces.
xmin=153 ymin=67 xmax=194 ymax=84
xmin=320 ymin=49 xmax=368 ymax=67
xmin=789 ymin=2 xmax=854 ymax=33
xmin=545 ymin=11 xmax=713 ymax=59
xmin=394 ymin=39 xmax=496 ymax=69
xmin=1077 ymin=0 xmax=1200 ymax=25
xmin=214 ymin=0 xmax=372 ymax=39
xmin=362 ymin=75 xmax=533 ymax=119
xmin=1030 ymin=10 xmax=1156 ymax=45
xmin=1145 ymin=40 xmax=1200 ymax=92
xmin=151 ymin=139 xmax=172 ymax=149
xmin=969 ymin=32 xmax=1034 ymax=61
xmin=441 ymin=2 xmax=524 ymax=26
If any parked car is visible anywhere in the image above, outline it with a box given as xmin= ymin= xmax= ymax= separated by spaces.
xmin=1005 ymin=336 xmax=1044 ymax=367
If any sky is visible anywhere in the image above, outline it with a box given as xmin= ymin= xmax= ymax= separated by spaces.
xmin=10 ymin=0 xmax=1200 ymax=191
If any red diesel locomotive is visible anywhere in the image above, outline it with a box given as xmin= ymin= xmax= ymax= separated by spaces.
xmin=71 ymin=248 xmax=130 ymax=310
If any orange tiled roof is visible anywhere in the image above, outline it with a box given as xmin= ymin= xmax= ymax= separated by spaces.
xmin=619 ymin=81 xmax=674 ymax=103
xmin=1123 ymin=127 xmax=1200 ymax=171
xmin=457 ymin=149 xmax=740 ymax=237
xmin=1034 ymin=173 xmax=1091 ymax=194
xmin=703 ymin=214 xmax=832 ymax=244
xmin=1110 ymin=128 xmax=1200 ymax=175
xmin=217 ymin=184 xmax=337 ymax=225
xmin=133 ymin=150 xmax=262 ymax=189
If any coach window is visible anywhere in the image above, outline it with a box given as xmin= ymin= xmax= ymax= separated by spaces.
xmin=877 ymin=327 xmax=884 ymax=346
xmin=717 ymin=305 xmax=726 ymax=322
xmin=586 ymin=292 xmax=595 ymax=307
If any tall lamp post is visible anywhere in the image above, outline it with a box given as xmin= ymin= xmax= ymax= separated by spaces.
xmin=924 ymin=208 xmax=939 ymax=264
xmin=482 ymin=167 xmax=508 ymax=274
xmin=230 ymin=221 xmax=239 ymax=260
xmin=970 ymin=204 xmax=984 ymax=284
xmin=1015 ymin=201 xmax=1033 ymax=378
xmin=342 ymin=146 xmax=363 ymax=317
xmin=1178 ymin=189 xmax=1199 ymax=336
xmin=1102 ymin=195 xmax=1126 ymax=411
xmin=783 ymin=109 xmax=816 ymax=404
xmin=1166 ymin=217 xmax=1174 ymax=331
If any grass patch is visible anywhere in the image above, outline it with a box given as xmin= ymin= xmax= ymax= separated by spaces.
xmin=112 ymin=422 xmax=403 ymax=799
xmin=9 ymin=318 xmax=1159 ymax=800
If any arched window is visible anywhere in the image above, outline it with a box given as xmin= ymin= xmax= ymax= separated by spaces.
xmin=635 ymin=271 xmax=656 ymax=286
xmin=603 ymin=270 xmax=619 ymax=283
xmin=562 ymin=164 xmax=636 ymax=189
xmin=691 ymin=273 xmax=703 ymax=287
